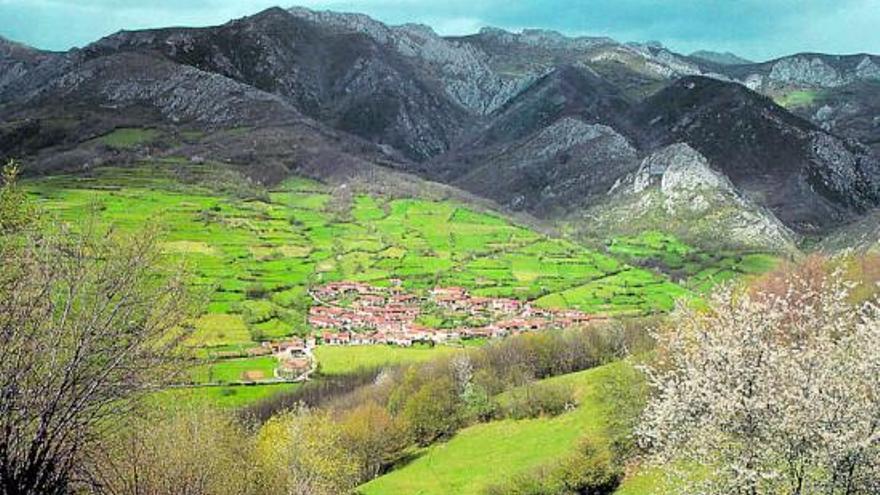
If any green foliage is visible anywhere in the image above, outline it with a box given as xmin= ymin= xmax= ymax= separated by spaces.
xmin=461 ymin=382 xmax=498 ymax=422
xmin=257 ymin=408 xmax=363 ymax=495
xmin=0 ymin=159 xmax=37 ymax=234
xmin=401 ymin=376 xmax=463 ymax=446
xmin=483 ymin=437 xmax=622 ymax=495
xmin=96 ymin=405 xmax=257 ymax=495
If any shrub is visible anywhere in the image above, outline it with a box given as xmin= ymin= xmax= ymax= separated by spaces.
xmin=338 ymin=401 xmax=410 ymax=481
xmin=401 ymin=376 xmax=462 ymax=446
xmin=504 ymin=381 xmax=577 ymax=420
xmin=256 ymin=407 xmax=361 ymax=495
xmin=483 ymin=437 xmax=621 ymax=495
xmin=89 ymin=406 xmax=256 ymax=495
xmin=245 ymin=282 xmax=269 ymax=299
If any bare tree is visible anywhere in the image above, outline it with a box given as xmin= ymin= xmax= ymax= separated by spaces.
xmin=0 ymin=216 xmax=194 ymax=494
xmin=637 ymin=266 xmax=880 ymax=495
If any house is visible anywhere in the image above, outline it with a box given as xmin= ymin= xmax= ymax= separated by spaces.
xmin=278 ymin=358 xmax=311 ymax=379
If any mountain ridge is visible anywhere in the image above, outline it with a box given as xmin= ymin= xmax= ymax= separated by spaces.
xmin=3 ymin=5 xmax=880 ymax=251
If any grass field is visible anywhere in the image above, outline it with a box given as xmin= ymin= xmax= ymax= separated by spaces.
xmin=359 ymin=361 xmax=633 ymax=495
xmin=314 ymin=344 xmax=462 ymax=375
xmin=25 ymin=163 xmax=774 ymax=408
xmin=153 ymin=382 xmax=299 ymax=409
xmin=190 ymin=356 xmax=279 ymax=384
xmin=774 ymin=89 xmax=820 ymax=109
xmin=94 ymin=127 xmax=162 ymax=149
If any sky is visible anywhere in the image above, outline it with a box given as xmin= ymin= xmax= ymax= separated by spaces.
xmin=2 ymin=0 xmax=879 ymax=61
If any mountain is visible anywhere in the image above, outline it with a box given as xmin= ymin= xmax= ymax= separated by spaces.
xmin=3 ymin=6 xmax=880 ymax=251
xmin=630 ymin=76 xmax=880 ymax=232
xmin=689 ymin=50 xmax=753 ymax=66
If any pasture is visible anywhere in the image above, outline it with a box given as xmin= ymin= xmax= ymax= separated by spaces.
xmin=314 ymin=344 xmax=462 ymax=375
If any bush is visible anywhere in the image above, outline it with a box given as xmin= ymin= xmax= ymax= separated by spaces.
xmin=245 ymin=282 xmax=269 ymax=299
xmin=483 ymin=437 xmax=621 ymax=495
xmin=504 ymin=381 xmax=577 ymax=420
xmin=89 ymin=406 xmax=256 ymax=495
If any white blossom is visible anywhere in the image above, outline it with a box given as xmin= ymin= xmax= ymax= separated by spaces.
xmin=637 ymin=270 xmax=880 ymax=495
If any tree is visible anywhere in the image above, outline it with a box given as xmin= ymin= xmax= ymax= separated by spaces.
xmin=86 ymin=406 xmax=255 ymax=495
xmin=0 ymin=218 xmax=193 ymax=494
xmin=255 ymin=407 xmax=361 ymax=495
xmin=338 ymin=401 xmax=409 ymax=481
xmin=401 ymin=376 xmax=462 ymax=446
xmin=637 ymin=267 xmax=880 ymax=495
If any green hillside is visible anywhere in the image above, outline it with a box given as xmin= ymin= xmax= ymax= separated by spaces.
xmin=359 ymin=360 xmax=637 ymax=495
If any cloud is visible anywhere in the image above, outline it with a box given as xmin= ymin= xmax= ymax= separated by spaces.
xmin=1 ymin=0 xmax=879 ymax=60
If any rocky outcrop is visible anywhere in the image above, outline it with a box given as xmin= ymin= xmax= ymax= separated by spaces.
xmin=768 ymin=56 xmax=846 ymax=87
xmin=590 ymin=144 xmax=797 ymax=251
xmin=450 ymin=117 xmax=640 ymax=214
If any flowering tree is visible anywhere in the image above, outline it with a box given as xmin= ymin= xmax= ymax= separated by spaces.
xmin=637 ymin=267 xmax=880 ymax=495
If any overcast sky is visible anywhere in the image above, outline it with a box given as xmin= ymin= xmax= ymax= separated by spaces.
xmin=2 ymin=0 xmax=879 ymax=61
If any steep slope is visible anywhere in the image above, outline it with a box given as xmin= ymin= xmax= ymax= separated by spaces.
xmin=631 ymin=76 xmax=880 ymax=233
xmin=458 ymin=28 xmax=703 ymax=100
xmin=0 ymin=46 xmax=401 ymax=181
xmin=427 ymin=64 xmax=635 ymax=181
xmin=715 ymin=54 xmax=880 ymax=153
xmin=450 ymin=117 xmax=640 ymax=215
xmin=818 ymin=208 xmax=880 ymax=252
xmin=0 ymin=36 xmax=60 ymax=93
xmin=287 ymin=7 xmax=531 ymax=116
xmin=573 ymin=144 xmax=797 ymax=251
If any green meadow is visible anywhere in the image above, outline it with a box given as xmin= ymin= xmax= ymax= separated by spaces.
xmin=314 ymin=344 xmax=462 ymax=376
xmin=607 ymin=231 xmax=779 ymax=292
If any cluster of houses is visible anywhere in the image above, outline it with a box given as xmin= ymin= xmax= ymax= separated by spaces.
xmin=263 ymin=337 xmax=313 ymax=379
xmin=306 ymin=281 xmax=600 ymax=347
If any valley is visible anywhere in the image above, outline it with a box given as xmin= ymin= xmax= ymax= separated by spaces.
xmin=3 ymin=4 xmax=880 ymax=494
xmin=26 ymin=161 xmax=765 ymax=408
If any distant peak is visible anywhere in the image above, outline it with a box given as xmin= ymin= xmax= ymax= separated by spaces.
xmin=690 ymin=50 xmax=754 ymax=65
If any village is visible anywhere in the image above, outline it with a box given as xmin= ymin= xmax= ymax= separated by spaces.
xmin=256 ymin=281 xmax=602 ymax=381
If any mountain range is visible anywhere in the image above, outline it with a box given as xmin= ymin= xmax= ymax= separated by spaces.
xmin=3 ymin=5 xmax=880 ymax=251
